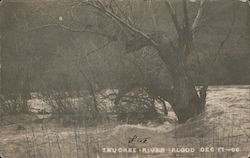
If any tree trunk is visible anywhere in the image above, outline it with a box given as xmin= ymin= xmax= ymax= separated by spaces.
xmin=170 ymin=65 xmax=204 ymax=123
xmin=116 ymin=29 xmax=207 ymax=123
xmin=114 ymin=68 xmax=205 ymax=123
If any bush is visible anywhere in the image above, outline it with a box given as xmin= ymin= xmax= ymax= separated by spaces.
xmin=114 ymin=88 xmax=162 ymax=124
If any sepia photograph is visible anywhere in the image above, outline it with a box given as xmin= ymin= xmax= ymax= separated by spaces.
xmin=0 ymin=0 xmax=249 ymax=157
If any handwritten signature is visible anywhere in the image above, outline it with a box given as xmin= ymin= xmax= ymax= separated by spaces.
xmin=128 ymin=135 xmax=151 ymax=144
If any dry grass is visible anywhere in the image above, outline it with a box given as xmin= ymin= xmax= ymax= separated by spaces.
xmin=0 ymin=117 xmax=248 ymax=158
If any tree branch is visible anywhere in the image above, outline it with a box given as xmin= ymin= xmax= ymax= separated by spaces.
xmin=79 ymin=40 xmax=112 ymax=62
xmin=80 ymin=1 xmax=159 ymax=48
xmin=27 ymin=23 xmax=116 ymax=40
xmin=213 ymin=6 xmax=237 ymax=63
xmin=165 ymin=0 xmax=182 ymax=36
xmin=182 ymin=0 xmax=190 ymax=32
xmin=192 ymin=0 xmax=207 ymax=32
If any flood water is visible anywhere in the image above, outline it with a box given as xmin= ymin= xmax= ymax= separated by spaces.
xmin=0 ymin=85 xmax=249 ymax=158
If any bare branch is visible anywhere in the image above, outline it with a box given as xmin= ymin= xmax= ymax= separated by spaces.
xmin=79 ymin=40 xmax=112 ymax=62
xmin=80 ymin=1 xmax=159 ymax=48
xmin=27 ymin=23 xmax=58 ymax=32
xmin=182 ymin=0 xmax=190 ymax=32
xmin=165 ymin=0 xmax=181 ymax=35
xmin=126 ymin=0 xmax=136 ymax=25
xmin=27 ymin=23 xmax=116 ymax=40
xmin=213 ymin=7 xmax=236 ymax=63
xmin=96 ymin=0 xmax=106 ymax=10
xmin=192 ymin=0 xmax=207 ymax=32
xmin=112 ymin=0 xmax=134 ymax=25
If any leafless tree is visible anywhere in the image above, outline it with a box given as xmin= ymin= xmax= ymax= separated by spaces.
xmin=64 ymin=0 xmax=209 ymax=123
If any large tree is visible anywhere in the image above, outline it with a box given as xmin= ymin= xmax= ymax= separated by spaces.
xmin=66 ymin=0 xmax=211 ymax=123
xmin=71 ymin=0 xmax=248 ymax=123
